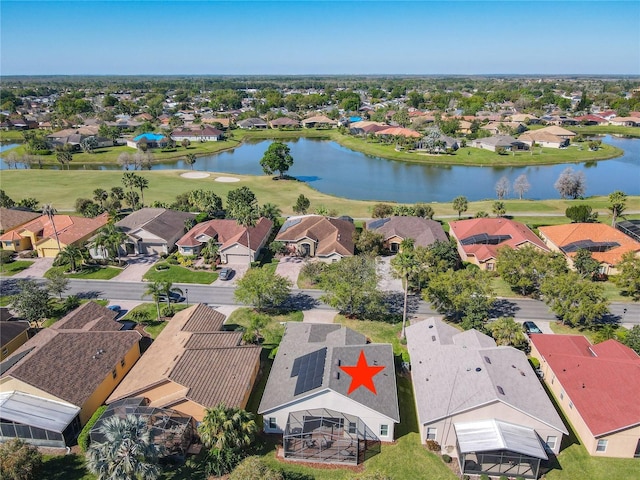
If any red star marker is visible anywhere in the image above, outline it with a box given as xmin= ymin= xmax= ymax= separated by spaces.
xmin=339 ymin=350 xmax=385 ymax=395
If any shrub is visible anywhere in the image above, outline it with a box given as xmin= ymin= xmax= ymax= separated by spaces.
xmin=78 ymin=405 xmax=107 ymax=452
xmin=161 ymin=305 xmax=176 ymax=317
xmin=529 ymin=357 xmax=540 ymax=369
xmin=480 ymin=475 xmax=490 ymax=480
xmin=0 ymin=250 xmax=15 ymax=265
xmin=499 ymin=476 xmax=509 ymax=480
xmin=155 ymin=263 xmax=170 ymax=271
xmin=300 ymin=262 xmax=326 ymax=285
xmin=426 ymin=439 xmax=441 ymax=451
xmin=0 ymin=438 xmax=42 ymax=480
xmin=442 ymin=454 xmax=452 ymax=463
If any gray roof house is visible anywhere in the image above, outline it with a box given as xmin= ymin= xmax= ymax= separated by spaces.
xmin=259 ymin=323 xmax=399 ymax=465
xmin=237 ymin=117 xmax=268 ymax=129
xmin=406 ymin=318 xmax=568 ymax=480
xmin=97 ymin=208 xmax=195 ymax=257
xmin=471 ymin=135 xmax=529 ymax=152
xmin=366 ymin=216 xmax=448 ymax=253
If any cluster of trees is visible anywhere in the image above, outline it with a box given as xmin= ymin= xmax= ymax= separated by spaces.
xmin=554 ymin=167 xmax=586 ymax=199
xmin=495 ymin=174 xmax=531 ymax=200
xmin=371 ymin=202 xmax=435 ymax=219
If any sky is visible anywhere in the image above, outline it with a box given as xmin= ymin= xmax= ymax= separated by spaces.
xmin=1 ymin=1 xmax=639 ymax=76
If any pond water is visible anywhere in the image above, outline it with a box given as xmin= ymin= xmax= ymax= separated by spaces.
xmin=1 ymin=136 xmax=638 ymax=202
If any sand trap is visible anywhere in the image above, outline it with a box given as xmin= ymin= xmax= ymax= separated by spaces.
xmin=215 ymin=176 xmax=241 ymax=183
xmin=180 ymin=172 xmax=210 ymax=179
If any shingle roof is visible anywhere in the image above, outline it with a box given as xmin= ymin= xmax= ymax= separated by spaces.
xmin=533 ymin=125 xmax=576 ymax=137
xmin=182 ymin=303 xmax=227 ymax=332
xmin=116 ymin=208 xmax=195 ymax=242
xmin=259 ymin=322 xmax=400 ymax=422
xmin=366 ymin=216 xmax=447 ymax=248
xmin=2 ymin=330 xmax=141 ymax=407
xmin=302 ymin=115 xmax=337 ymax=125
xmin=0 ymin=208 xmax=41 ymax=233
xmin=52 ymin=301 xmax=121 ymax=332
xmin=176 ymin=217 xmax=273 ymax=252
xmin=539 ymin=223 xmax=640 ymax=266
xmin=406 ymin=318 xmax=567 ymax=434
xmin=270 ymin=117 xmax=300 ymax=127
xmin=0 ymin=321 xmax=30 ymax=346
xmin=530 ymin=335 xmax=640 ymax=436
xmin=276 ymin=215 xmax=355 ymax=257
xmin=449 ymin=218 xmax=549 ymax=262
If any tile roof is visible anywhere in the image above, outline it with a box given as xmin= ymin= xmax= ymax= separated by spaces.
xmin=406 ymin=318 xmax=567 ymax=434
xmin=530 ymin=335 xmax=640 ymax=436
xmin=449 ymin=218 xmax=549 ymax=262
xmin=302 ymin=115 xmax=337 ymax=125
xmin=52 ymin=301 xmax=121 ymax=332
xmin=2 ymin=330 xmax=141 ymax=407
xmin=375 ymin=126 xmax=422 ymax=138
xmin=259 ymin=322 xmax=399 ymax=422
xmin=1 ymin=213 xmax=109 ymax=246
xmin=0 ymin=208 xmax=41 ymax=233
xmin=176 ymin=217 xmax=273 ymax=252
xmin=366 ymin=216 xmax=447 ymax=248
xmin=108 ymin=304 xmax=260 ymax=411
xmin=538 ymin=223 xmax=640 ymax=266
xmin=276 ymin=215 xmax=355 ymax=258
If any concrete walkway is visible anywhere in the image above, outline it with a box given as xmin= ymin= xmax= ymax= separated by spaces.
xmin=12 ymin=257 xmax=54 ymax=279
xmin=376 ymin=256 xmax=402 ymax=292
xmin=112 ymin=255 xmax=158 ymax=282
xmin=275 ymin=256 xmax=305 ymax=286
xmin=303 ymin=308 xmax=338 ymax=323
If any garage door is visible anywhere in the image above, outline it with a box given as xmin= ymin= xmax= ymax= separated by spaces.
xmin=143 ymin=243 xmax=166 ymax=255
xmin=225 ymin=253 xmax=248 ymax=263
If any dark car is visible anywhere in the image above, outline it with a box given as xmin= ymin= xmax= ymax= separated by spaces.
xmin=219 ymin=267 xmax=233 ymax=281
xmin=523 ymin=321 xmax=543 ymax=335
xmin=107 ymin=305 xmax=121 ymax=312
xmin=158 ymin=292 xmax=183 ymax=303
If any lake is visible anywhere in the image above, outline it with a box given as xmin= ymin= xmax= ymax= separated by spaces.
xmin=1 ymin=136 xmax=638 ymax=202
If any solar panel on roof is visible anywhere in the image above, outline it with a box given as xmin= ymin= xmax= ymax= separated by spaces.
xmin=616 ymin=220 xmax=640 ymax=242
xmin=460 ymin=234 xmax=512 ymax=245
xmin=561 ymin=240 xmax=620 ymax=253
xmin=280 ymin=217 xmax=303 ymax=233
xmin=368 ymin=218 xmax=390 ymax=230
xmin=291 ymin=348 xmax=327 ymax=396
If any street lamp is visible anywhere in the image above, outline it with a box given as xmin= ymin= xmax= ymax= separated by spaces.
xmin=185 ymin=288 xmax=189 ymax=306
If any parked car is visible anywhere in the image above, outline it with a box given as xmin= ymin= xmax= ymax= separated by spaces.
xmin=219 ymin=267 xmax=234 ymax=281
xmin=107 ymin=305 xmax=121 ymax=312
xmin=158 ymin=292 xmax=183 ymax=303
xmin=523 ymin=321 xmax=542 ymax=335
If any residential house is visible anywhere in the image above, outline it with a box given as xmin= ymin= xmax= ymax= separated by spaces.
xmin=259 ymin=323 xmax=400 ymax=465
xmin=416 ymin=133 xmax=459 ymax=152
xmin=406 ymin=318 xmax=568 ymax=479
xmin=349 ymin=121 xmax=388 ymax=136
xmin=531 ymin=125 xmax=577 ymax=140
xmin=509 ymin=113 xmax=540 ymax=124
xmin=301 ymin=115 xmax=338 ymax=128
xmin=275 ymin=215 xmax=355 ymax=262
xmin=108 ymin=304 xmax=261 ymax=421
xmin=538 ymin=223 xmax=640 ymax=275
xmin=0 ymin=313 xmax=30 ymax=361
xmin=518 ymin=131 xmax=569 ymax=149
xmin=449 ymin=218 xmax=549 ymax=270
xmin=201 ymin=116 xmax=231 ymax=129
xmin=176 ymin=217 xmax=273 ymax=263
xmin=616 ymin=220 xmax=640 ymax=243
xmin=126 ymin=133 xmax=169 ymax=149
xmin=0 ymin=303 xmax=142 ymax=446
xmin=0 ymin=208 xmax=41 ymax=235
xmin=365 ymin=216 xmax=448 ymax=253
xmin=237 ymin=117 xmax=268 ymax=129
xmin=374 ymin=126 xmax=422 ymax=139
xmin=170 ymin=125 xmax=224 ymax=142
xmin=573 ymin=114 xmax=608 ymax=126
xmin=471 ymin=135 xmax=529 ymax=152
xmin=104 ymin=208 xmax=195 ymax=256
xmin=0 ymin=213 xmax=108 ymax=257
xmin=270 ymin=117 xmax=300 ymax=129
xmin=530 ymin=335 xmax=640 ymax=458
xmin=609 ymin=117 xmax=640 ymax=127
xmin=480 ymin=122 xmax=527 ymax=136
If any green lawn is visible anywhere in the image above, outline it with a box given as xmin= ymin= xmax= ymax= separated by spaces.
xmin=41 ymin=454 xmax=95 ymax=480
xmin=122 ymin=303 xmax=191 ymax=338
xmin=334 ymin=315 xmax=408 ymax=361
xmin=567 ymin=125 xmax=640 ymax=138
xmin=143 ymin=264 xmax=217 ymax=284
xmin=226 ymin=307 xmax=303 ymax=350
xmin=0 ymin=260 xmax=34 ymax=276
xmin=0 ymin=130 xmax=25 ymax=143
xmin=44 ymin=265 xmax=122 ymax=280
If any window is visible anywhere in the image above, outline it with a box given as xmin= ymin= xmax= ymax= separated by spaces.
xmin=120 ymin=358 xmax=126 ymax=368
xmin=268 ymin=417 xmax=276 ymax=429
xmin=426 ymin=428 xmax=437 ymax=440
xmin=546 ymin=436 xmax=557 ymax=450
xmin=569 ymin=401 xmax=574 ymax=409
xmin=486 ymin=263 xmax=495 ymax=271
xmin=380 ymin=425 xmax=389 ymax=437
xmin=348 ymin=422 xmax=357 ymax=434
xmin=596 ymin=439 xmax=608 ymax=452
xmin=560 ymin=390 xmax=564 ymax=400
xmin=1 ymin=348 xmax=7 ymax=357
xmin=112 ymin=368 xmax=117 ymax=379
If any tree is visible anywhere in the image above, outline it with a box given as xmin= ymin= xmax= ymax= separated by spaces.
xmin=496 ymin=246 xmax=567 ymax=297
xmin=608 ymin=190 xmax=627 ymax=226
xmin=391 ymin=250 xmax=421 ymax=338
xmin=125 ymin=191 xmax=140 ymax=209
xmin=319 ymin=255 xmax=382 ymax=319
xmin=188 ymin=189 xmax=223 ymax=215
xmin=621 ymin=325 xmax=640 ymax=355
xmin=185 ymin=153 xmax=197 ymax=170
xmin=47 ymin=269 xmax=69 ymax=299
xmin=117 ymin=152 xmax=133 ymax=170
xmin=80 ymin=136 xmax=99 ymax=154
xmin=132 ymin=175 xmax=149 ymax=207
xmin=372 ymin=203 xmax=394 ymax=218
xmin=293 ymin=194 xmax=310 ymax=215
xmin=573 ymin=248 xmax=601 ymax=279
xmin=226 ymin=187 xmax=257 ymax=220
xmin=93 ymin=223 xmax=126 ymax=264
xmin=234 ymin=267 xmax=292 ymax=311
xmin=354 ymin=229 xmax=385 ymax=256
xmin=42 ymin=203 xmax=61 ymax=252
xmin=0 ymin=189 xmax=15 ymax=208
xmin=565 ymin=204 xmax=598 ymax=223
xmin=235 ymin=202 xmax=260 ymax=265
xmin=492 ymin=201 xmax=506 ymax=217
xmin=56 ymin=244 xmax=86 ymax=273
xmin=229 ymin=456 xmax=283 ymax=480
xmin=258 ymin=203 xmax=281 ymax=222
xmin=541 ymin=272 xmax=609 ymax=327
xmin=181 ymin=138 xmax=191 ymax=149
xmin=260 ymin=141 xmax=294 ymax=179
xmin=487 ymin=317 xmax=527 ymax=348
xmin=554 ymin=167 xmax=586 ymax=199
xmin=93 ymin=188 xmax=109 ymax=209
xmin=513 ymin=174 xmax=531 ymax=200
xmin=85 ymin=414 xmax=161 ymax=480
xmin=452 ymin=195 xmax=468 ymax=218
xmin=55 ymin=150 xmax=72 ymax=170
xmin=413 ymin=203 xmax=434 ymax=219
xmin=11 ymin=279 xmax=51 ymax=328
xmin=144 ymin=282 xmax=165 ymax=320
xmin=495 ymin=176 xmax=510 ymax=200
xmin=613 ymin=251 xmax=640 ymax=300
xmin=198 ymin=405 xmax=257 ymax=477
xmin=0 ymin=439 xmax=43 ymax=480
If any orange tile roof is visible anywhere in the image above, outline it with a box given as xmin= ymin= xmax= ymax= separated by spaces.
xmin=530 ymin=335 xmax=640 ymax=436
xmin=375 ymin=126 xmax=422 ymax=138
xmin=176 ymin=217 xmax=273 ymax=251
xmin=539 ymin=223 xmax=640 ymax=266
xmin=6 ymin=213 xmax=108 ymax=247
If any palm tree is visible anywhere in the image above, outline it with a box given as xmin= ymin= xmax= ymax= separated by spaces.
xmin=144 ymin=282 xmax=164 ymax=320
xmin=198 ymin=404 xmax=257 ymax=453
xmin=391 ymin=248 xmax=420 ymax=339
xmin=487 ymin=317 xmax=527 ymax=347
xmin=93 ymin=188 xmax=109 ymax=209
xmin=132 ymin=175 xmax=149 ymax=207
xmin=201 ymin=238 xmax=220 ymax=264
xmin=259 ymin=203 xmax=281 ymax=222
xmin=57 ymin=244 xmax=86 ymax=273
xmin=160 ymin=281 xmax=183 ymax=309
xmin=85 ymin=414 xmax=162 ymax=480
xmin=42 ymin=203 xmax=61 ymax=253
xmin=236 ymin=204 xmax=259 ymax=266
xmin=94 ymin=223 xmax=126 ymax=265
xmin=185 ymin=153 xmax=197 ymax=170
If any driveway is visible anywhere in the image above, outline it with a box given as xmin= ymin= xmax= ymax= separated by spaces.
xmin=376 ymin=256 xmax=402 ymax=292
xmin=212 ymin=263 xmax=249 ymax=287
xmin=275 ymin=256 xmax=306 ymax=286
xmin=112 ymin=255 xmax=158 ymax=282
xmin=12 ymin=257 xmax=54 ymax=279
